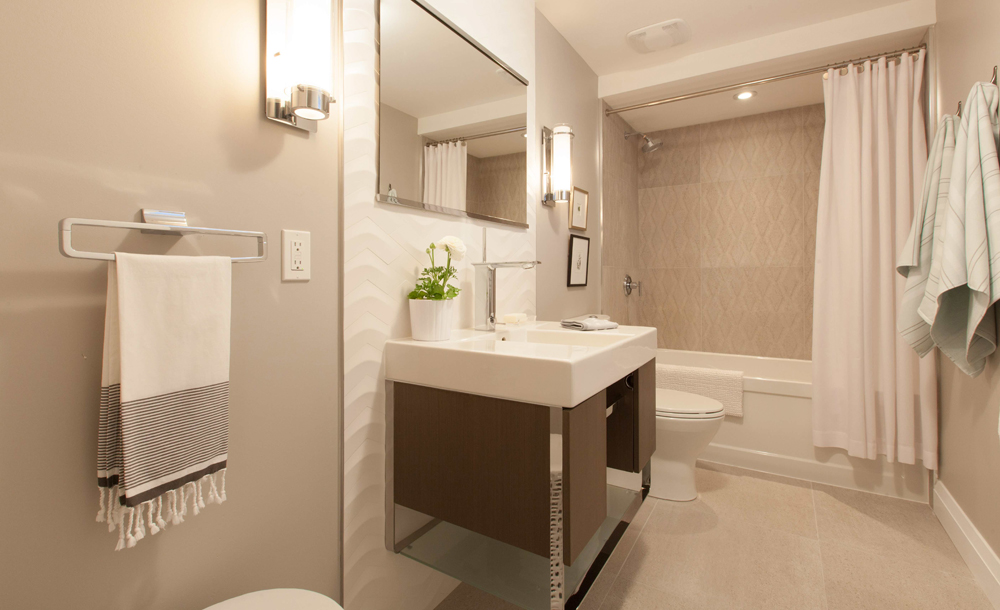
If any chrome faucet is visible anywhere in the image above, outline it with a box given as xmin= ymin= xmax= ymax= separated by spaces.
xmin=471 ymin=229 xmax=540 ymax=330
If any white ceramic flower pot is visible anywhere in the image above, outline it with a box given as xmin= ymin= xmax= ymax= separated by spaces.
xmin=409 ymin=298 xmax=454 ymax=341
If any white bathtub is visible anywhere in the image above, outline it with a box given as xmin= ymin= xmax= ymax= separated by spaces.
xmin=656 ymin=349 xmax=929 ymax=502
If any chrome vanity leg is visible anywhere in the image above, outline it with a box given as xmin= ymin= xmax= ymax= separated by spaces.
xmin=385 ymin=380 xmax=395 ymax=552
xmin=549 ymin=407 xmax=565 ymax=609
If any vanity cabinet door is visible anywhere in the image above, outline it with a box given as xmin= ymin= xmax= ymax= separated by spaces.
xmin=605 ymin=374 xmax=635 ymax=471
xmin=634 ymin=358 xmax=657 ymax=471
xmin=605 ymin=358 xmax=656 ymax=473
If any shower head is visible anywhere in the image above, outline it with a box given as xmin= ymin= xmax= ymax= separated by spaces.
xmin=625 ymin=131 xmax=663 ymax=153
xmin=641 ymin=136 xmax=663 ymax=153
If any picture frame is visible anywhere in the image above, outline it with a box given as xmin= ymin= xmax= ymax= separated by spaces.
xmin=567 ymin=235 xmax=590 ymax=287
xmin=569 ymin=187 xmax=589 ymax=231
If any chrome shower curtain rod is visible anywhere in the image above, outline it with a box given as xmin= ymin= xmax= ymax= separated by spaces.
xmin=605 ymin=44 xmax=928 ymax=116
xmin=425 ymin=125 xmax=526 ymax=146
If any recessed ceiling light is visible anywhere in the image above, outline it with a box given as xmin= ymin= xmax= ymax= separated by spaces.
xmin=734 ymin=91 xmax=756 ymax=101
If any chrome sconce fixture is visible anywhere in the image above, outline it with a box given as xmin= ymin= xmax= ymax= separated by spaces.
xmin=541 ymin=124 xmax=574 ymax=206
xmin=265 ymin=0 xmax=335 ymax=133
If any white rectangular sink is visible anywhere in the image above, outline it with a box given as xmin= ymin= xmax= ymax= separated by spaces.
xmin=384 ymin=322 xmax=657 ymax=408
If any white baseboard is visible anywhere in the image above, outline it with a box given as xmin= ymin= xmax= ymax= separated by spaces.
xmin=699 ymin=442 xmax=928 ymax=502
xmin=934 ymin=482 xmax=1000 ymax=609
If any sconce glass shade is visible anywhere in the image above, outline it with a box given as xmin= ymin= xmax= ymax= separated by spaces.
xmin=551 ymin=124 xmax=574 ymax=203
xmin=266 ymin=0 xmax=334 ymax=129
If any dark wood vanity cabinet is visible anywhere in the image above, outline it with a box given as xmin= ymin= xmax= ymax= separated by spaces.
xmin=606 ymin=359 xmax=656 ymax=473
xmin=390 ymin=357 xmax=656 ymax=566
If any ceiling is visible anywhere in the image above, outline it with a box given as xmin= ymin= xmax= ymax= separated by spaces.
xmin=611 ymin=27 xmax=927 ymax=133
xmin=380 ymin=0 xmax=526 ymax=119
xmin=535 ymin=0 xmax=910 ymax=77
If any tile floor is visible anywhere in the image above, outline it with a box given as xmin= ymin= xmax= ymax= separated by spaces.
xmin=435 ymin=465 xmax=992 ymax=610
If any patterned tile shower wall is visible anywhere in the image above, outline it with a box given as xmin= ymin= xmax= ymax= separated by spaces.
xmin=467 ymin=153 xmax=527 ymax=224
xmin=601 ymin=104 xmax=823 ymax=360
xmin=343 ymin=1 xmax=535 ymax=608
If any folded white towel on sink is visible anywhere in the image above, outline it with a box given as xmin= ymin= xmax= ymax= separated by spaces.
xmin=560 ymin=317 xmax=619 ymax=331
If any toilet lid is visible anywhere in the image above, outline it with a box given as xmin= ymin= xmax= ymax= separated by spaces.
xmin=204 ymin=589 xmax=343 ymax=610
xmin=655 ymin=388 xmax=724 ymax=418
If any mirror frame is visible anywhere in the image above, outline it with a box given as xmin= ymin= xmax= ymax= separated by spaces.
xmin=375 ymin=0 xmax=530 ymax=229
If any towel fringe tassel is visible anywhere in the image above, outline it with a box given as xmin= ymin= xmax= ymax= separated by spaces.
xmin=101 ymin=469 xmax=225 ymax=550
xmin=156 ymin=495 xmax=167 ymax=530
xmin=96 ymin=487 xmax=107 ymax=523
xmin=147 ymin=500 xmax=159 ymax=535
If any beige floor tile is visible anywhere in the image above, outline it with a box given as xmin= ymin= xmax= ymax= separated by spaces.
xmin=580 ymin=498 xmax=658 ymax=610
xmin=686 ymin=466 xmax=819 ymax=539
xmin=433 ymin=584 xmax=521 ymax=610
xmin=616 ymin=501 xmax=744 ymax=609
xmin=738 ymin=525 xmax=826 ymax=610
xmin=821 ymin=539 xmax=992 ymax=610
xmin=599 ymin=578 xmax=675 ymax=610
xmin=813 ymin=483 xmax=968 ymax=575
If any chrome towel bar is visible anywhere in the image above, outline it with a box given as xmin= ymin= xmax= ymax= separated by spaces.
xmin=58 ymin=210 xmax=267 ymax=263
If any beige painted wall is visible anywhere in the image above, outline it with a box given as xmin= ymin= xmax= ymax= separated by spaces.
xmin=934 ymin=0 xmax=1000 ymax=554
xmin=379 ymin=104 xmax=424 ymax=201
xmin=535 ymin=11 xmax=602 ymax=320
xmin=0 ymin=1 xmax=341 ymax=608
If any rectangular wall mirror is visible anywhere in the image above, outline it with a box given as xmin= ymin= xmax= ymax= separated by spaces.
xmin=377 ymin=0 xmax=529 ymax=228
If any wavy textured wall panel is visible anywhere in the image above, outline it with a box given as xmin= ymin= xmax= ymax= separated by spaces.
xmin=342 ymin=0 xmax=536 ymax=608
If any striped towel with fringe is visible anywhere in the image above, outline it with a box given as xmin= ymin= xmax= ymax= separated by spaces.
xmin=97 ymin=252 xmax=231 ymax=550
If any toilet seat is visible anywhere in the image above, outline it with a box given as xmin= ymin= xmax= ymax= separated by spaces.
xmin=204 ymin=589 xmax=343 ymax=610
xmin=655 ymin=388 xmax=725 ymax=420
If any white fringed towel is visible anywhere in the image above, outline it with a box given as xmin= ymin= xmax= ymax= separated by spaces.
xmin=656 ymin=363 xmax=743 ymax=418
xmin=98 ymin=253 xmax=231 ymax=550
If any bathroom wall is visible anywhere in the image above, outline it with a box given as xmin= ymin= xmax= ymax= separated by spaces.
xmin=602 ymin=105 xmax=824 ymax=360
xmin=341 ymin=0 xmax=535 ymax=608
xmin=0 ymin=1 xmax=341 ymax=609
xmin=535 ymin=11 xmax=602 ymax=320
xmin=933 ymin=0 xmax=1000 ymax=556
xmin=379 ymin=104 xmax=424 ymax=201
xmin=467 ymin=152 xmax=527 ymax=223
xmin=601 ymin=105 xmax=640 ymax=326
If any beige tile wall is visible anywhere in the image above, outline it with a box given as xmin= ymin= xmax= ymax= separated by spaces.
xmin=601 ymin=104 xmax=824 ymax=359
xmin=601 ymin=104 xmax=640 ymax=326
xmin=467 ymin=152 xmax=527 ymax=224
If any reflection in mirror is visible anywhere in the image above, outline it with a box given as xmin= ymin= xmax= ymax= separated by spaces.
xmin=378 ymin=0 xmax=529 ymax=227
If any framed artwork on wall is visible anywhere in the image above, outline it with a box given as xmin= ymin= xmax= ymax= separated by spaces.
xmin=567 ymin=235 xmax=590 ymax=287
xmin=569 ymin=187 xmax=589 ymax=231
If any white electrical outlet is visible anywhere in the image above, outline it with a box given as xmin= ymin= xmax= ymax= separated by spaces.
xmin=281 ymin=230 xmax=311 ymax=281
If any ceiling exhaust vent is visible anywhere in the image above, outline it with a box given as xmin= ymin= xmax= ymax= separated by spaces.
xmin=626 ymin=19 xmax=691 ymax=54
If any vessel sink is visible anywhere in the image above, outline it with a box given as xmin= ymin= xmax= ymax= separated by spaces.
xmin=384 ymin=322 xmax=657 ymax=408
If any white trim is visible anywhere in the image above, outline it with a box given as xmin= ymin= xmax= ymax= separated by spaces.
xmin=699 ymin=443 xmax=928 ymax=502
xmin=933 ymin=481 xmax=1000 ymax=609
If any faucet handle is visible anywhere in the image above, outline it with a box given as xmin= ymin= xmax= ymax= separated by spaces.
xmin=624 ymin=274 xmax=642 ymax=296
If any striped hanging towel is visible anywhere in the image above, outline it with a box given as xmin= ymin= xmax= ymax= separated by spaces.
xmin=97 ymin=252 xmax=231 ymax=550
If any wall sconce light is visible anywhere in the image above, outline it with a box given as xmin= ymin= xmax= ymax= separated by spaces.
xmin=266 ymin=0 xmax=335 ymax=132
xmin=542 ymin=124 xmax=574 ymax=206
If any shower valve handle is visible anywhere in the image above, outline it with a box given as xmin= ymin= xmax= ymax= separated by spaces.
xmin=624 ymin=274 xmax=642 ymax=297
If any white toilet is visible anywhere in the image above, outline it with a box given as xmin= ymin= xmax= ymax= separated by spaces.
xmin=205 ymin=589 xmax=343 ymax=610
xmin=648 ymin=388 xmax=725 ymax=502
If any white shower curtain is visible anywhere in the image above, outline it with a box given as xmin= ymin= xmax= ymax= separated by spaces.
xmin=812 ymin=50 xmax=938 ymax=469
xmin=423 ymin=141 xmax=467 ymax=211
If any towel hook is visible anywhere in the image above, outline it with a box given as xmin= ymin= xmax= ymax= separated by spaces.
xmin=957 ymin=100 xmax=963 ymax=117
xmin=992 ymin=66 xmax=998 ymax=86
